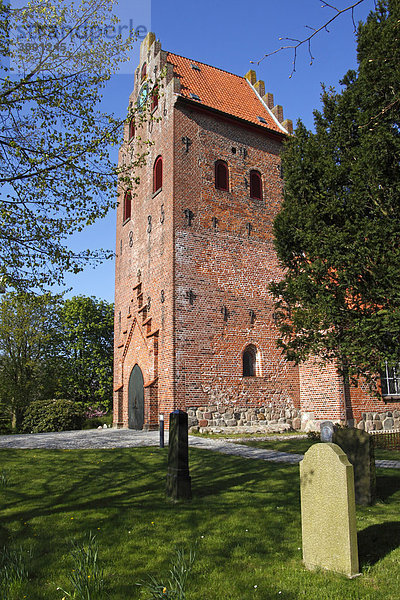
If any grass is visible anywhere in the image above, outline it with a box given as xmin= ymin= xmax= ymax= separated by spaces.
xmin=0 ymin=544 xmax=33 ymax=599
xmin=0 ymin=446 xmax=399 ymax=599
xmin=191 ymin=430 xmax=306 ymax=440
xmin=235 ymin=436 xmax=400 ymax=461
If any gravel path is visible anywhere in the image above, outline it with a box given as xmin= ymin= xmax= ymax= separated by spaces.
xmin=0 ymin=429 xmax=399 ymax=469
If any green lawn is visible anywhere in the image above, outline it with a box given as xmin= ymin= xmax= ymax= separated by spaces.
xmin=1 ymin=447 xmax=400 ymax=599
xmin=236 ymin=436 xmax=400 ymax=461
xmin=236 ymin=436 xmax=316 ymax=455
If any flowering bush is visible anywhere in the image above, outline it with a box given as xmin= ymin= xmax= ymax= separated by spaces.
xmin=84 ymin=407 xmax=108 ymax=420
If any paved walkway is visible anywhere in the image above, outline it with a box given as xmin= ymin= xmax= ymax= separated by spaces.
xmin=0 ymin=429 xmax=399 ymax=469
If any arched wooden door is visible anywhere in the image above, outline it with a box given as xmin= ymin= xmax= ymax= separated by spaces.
xmin=128 ymin=364 xmax=144 ymax=430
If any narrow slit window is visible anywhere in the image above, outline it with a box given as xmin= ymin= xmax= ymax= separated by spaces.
xmin=242 ymin=344 xmax=257 ymax=377
xmin=153 ymin=156 xmax=163 ymax=194
xmin=141 ymin=62 xmax=147 ymax=82
xmin=250 ymin=170 xmax=263 ymax=200
xmin=123 ymin=190 xmax=132 ymax=222
xmin=215 ymin=160 xmax=229 ymax=191
xmin=151 ymin=85 xmax=159 ymax=111
xmin=129 ymin=119 xmax=135 ymax=140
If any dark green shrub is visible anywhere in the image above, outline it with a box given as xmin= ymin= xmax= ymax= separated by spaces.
xmin=306 ymin=430 xmax=320 ymax=442
xmin=0 ymin=400 xmax=12 ymax=434
xmin=82 ymin=414 xmax=113 ymax=430
xmin=21 ymin=399 xmax=85 ymax=433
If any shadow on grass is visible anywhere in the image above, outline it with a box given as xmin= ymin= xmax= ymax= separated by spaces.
xmin=0 ymin=448 xmax=301 ymax=527
xmin=358 ymin=521 xmax=400 ymax=567
xmin=376 ymin=473 xmax=400 ymax=501
xmin=0 ymin=524 xmax=11 ymax=547
xmin=0 ymin=448 xmax=302 ymax=579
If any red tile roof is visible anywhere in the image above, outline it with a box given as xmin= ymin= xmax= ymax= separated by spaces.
xmin=166 ymin=52 xmax=285 ymax=135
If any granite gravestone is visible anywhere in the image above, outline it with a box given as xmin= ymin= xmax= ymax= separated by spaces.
xmin=300 ymin=443 xmax=359 ymax=578
xmin=332 ymin=428 xmax=376 ymax=506
xmin=320 ymin=421 xmax=335 ymax=443
xmin=166 ymin=410 xmax=192 ymax=501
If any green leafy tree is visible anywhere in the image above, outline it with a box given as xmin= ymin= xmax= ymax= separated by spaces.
xmin=57 ymin=296 xmax=114 ymax=411
xmin=0 ymin=0 xmax=150 ymax=290
xmin=271 ymin=0 xmax=400 ymax=387
xmin=0 ymin=292 xmax=61 ymax=428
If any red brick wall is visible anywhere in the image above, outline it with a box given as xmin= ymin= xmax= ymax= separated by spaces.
xmin=348 ymin=380 xmax=400 ymax=425
xmin=299 ymin=359 xmax=345 ymax=422
xmin=172 ymin=104 xmax=301 ymax=416
xmin=113 ymin=40 xmax=177 ymax=427
xmin=114 ymin=35 xmax=400 ymax=431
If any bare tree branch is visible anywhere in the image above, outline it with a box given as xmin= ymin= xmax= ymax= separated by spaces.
xmin=251 ymin=0 xmax=367 ymax=77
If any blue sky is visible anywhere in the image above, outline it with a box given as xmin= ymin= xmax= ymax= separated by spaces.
xmin=62 ymin=0 xmax=375 ymax=303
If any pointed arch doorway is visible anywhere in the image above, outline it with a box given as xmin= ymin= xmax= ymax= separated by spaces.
xmin=128 ymin=364 xmax=144 ymax=429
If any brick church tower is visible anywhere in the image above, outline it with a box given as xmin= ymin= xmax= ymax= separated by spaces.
xmin=113 ymin=33 xmax=398 ymax=432
xmin=113 ymin=31 xmax=302 ymax=431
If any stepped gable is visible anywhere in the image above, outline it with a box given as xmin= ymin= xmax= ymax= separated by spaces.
xmin=166 ymin=52 xmax=285 ymax=134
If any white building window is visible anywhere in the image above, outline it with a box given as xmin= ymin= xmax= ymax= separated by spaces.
xmin=381 ymin=363 xmax=400 ymax=396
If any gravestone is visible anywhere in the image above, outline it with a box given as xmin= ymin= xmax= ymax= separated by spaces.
xmin=320 ymin=421 xmax=335 ymax=442
xmin=332 ymin=428 xmax=376 ymax=506
xmin=166 ymin=410 xmax=192 ymax=501
xmin=300 ymin=443 xmax=359 ymax=578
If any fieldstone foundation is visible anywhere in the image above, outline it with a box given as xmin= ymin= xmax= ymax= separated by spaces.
xmin=295 ymin=409 xmax=400 ymax=434
xmin=187 ymin=405 xmax=301 ymax=433
xmin=356 ymin=410 xmax=400 ymax=432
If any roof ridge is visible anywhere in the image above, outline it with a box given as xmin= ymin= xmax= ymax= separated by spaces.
xmin=245 ymin=78 xmax=288 ymax=135
xmin=166 ymin=51 xmax=246 ymax=81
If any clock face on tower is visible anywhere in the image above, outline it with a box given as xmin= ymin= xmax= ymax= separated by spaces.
xmin=137 ymin=83 xmax=148 ymax=112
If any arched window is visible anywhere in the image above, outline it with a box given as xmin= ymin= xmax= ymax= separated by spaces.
xmin=215 ymin=160 xmax=229 ymax=191
xmin=151 ymin=85 xmax=159 ymax=111
xmin=123 ymin=190 xmax=132 ymax=222
xmin=250 ymin=170 xmax=263 ymax=200
xmin=153 ymin=156 xmax=163 ymax=194
xmin=242 ymin=344 xmax=258 ymax=377
xmin=141 ymin=62 xmax=147 ymax=82
xmin=128 ymin=119 xmax=135 ymax=140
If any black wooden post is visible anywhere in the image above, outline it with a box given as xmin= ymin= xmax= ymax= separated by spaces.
xmin=159 ymin=413 xmax=164 ymax=448
xmin=166 ymin=410 xmax=192 ymax=501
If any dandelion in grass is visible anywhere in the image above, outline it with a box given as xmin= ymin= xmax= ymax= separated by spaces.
xmin=137 ymin=544 xmax=196 ymax=600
